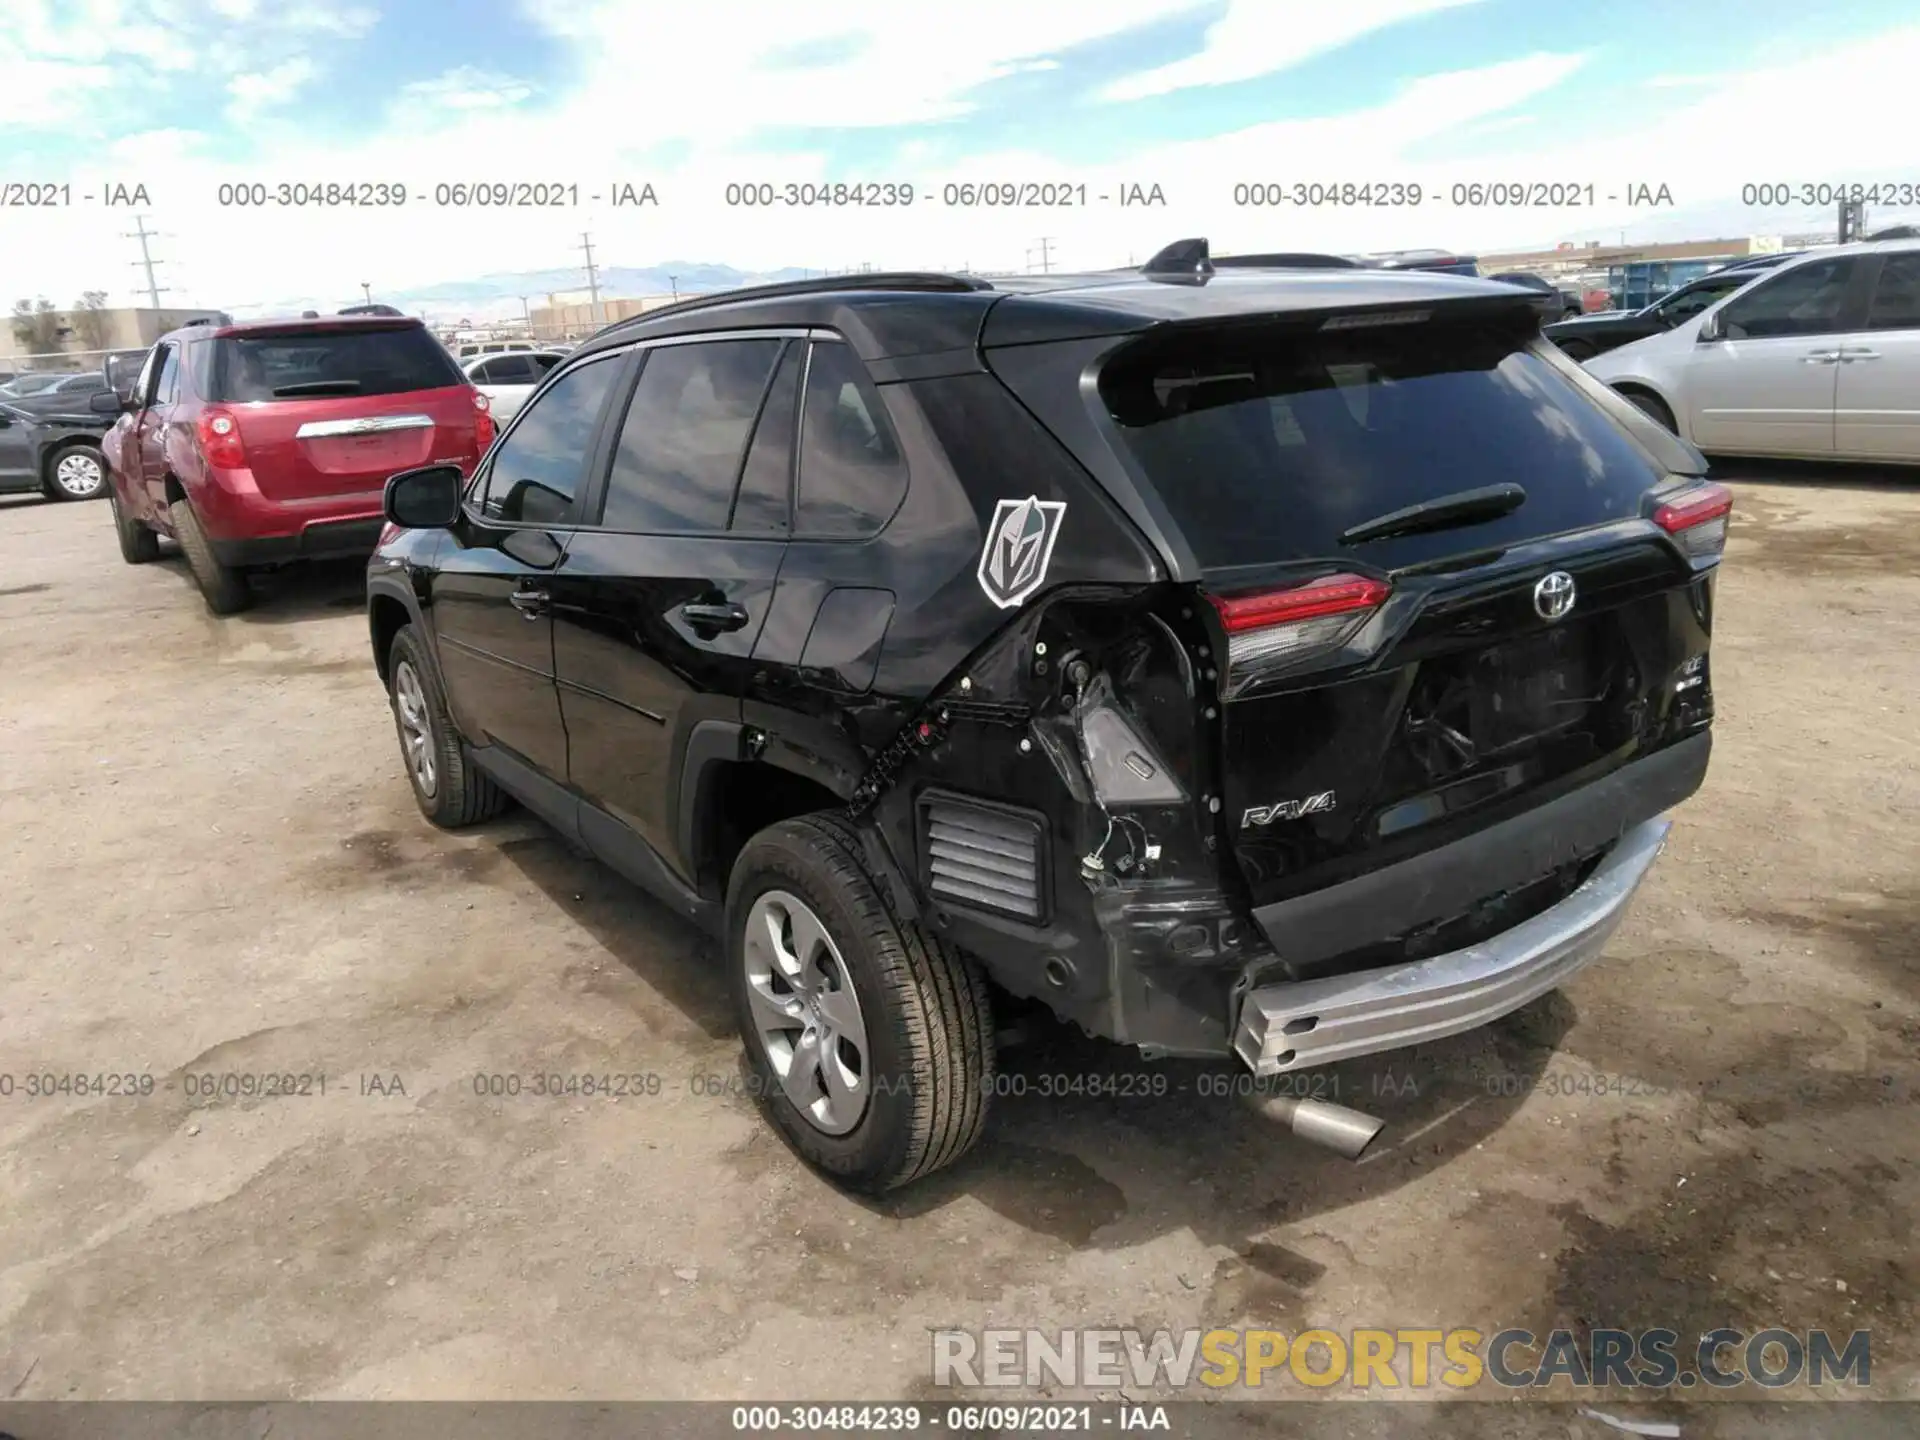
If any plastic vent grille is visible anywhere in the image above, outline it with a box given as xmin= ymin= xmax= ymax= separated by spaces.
xmin=921 ymin=796 xmax=1046 ymax=922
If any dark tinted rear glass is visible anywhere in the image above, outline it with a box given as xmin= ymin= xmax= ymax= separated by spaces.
xmin=211 ymin=326 xmax=464 ymax=401
xmin=1099 ymin=318 xmax=1668 ymax=571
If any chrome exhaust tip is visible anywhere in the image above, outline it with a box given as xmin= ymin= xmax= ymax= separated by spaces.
xmin=1249 ymin=1094 xmax=1386 ymax=1160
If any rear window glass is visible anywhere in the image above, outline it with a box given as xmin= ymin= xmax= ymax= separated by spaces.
xmin=211 ymin=326 xmax=464 ymax=401
xmin=1098 ymin=319 xmax=1667 ymax=571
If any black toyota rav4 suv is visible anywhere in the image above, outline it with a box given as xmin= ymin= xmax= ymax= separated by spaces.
xmin=366 ymin=239 xmax=1725 ymax=1192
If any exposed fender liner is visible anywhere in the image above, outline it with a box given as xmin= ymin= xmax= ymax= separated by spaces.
xmin=1253 ymin=732 xmax=1710 ymax=967
xmin=676 ymin=719 xmax=746 ymax=892
xmin=366 ymin=574 xmax=431 ymax=684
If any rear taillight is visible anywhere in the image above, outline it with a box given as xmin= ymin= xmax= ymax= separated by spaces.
xmin=472 ymin=390 xmax=495 ymax=452
xmin=1208 ymin=573 xmax=1391 ymax=696
xmin=1652 ymin=481 xmax=1732 ymax=563
xmin=195 ymin=407 xmax=246 ymax=469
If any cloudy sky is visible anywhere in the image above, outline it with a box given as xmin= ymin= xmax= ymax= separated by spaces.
xmin=4 ymin=0 xmax=1919 ymax=313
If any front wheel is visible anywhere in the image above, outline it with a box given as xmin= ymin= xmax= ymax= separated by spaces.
xmin=1621 ymin=388 xmax=1678 ymax=434
xmin=387 ymin=624 xmax=509 ymax=828
xmin=45 ymin=444 xmax=108 ymax=501
xmin=728 ymin=815 xmax=994 ymax=1193
xmin=110 ymin=487 xmax=160 ymax=564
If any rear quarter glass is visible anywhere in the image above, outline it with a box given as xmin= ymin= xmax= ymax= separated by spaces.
xmin=1095 ymin=317 xmax=1674 ymax=574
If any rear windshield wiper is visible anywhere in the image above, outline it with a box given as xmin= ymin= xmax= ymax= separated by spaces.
xmin=1340 ymin=483 xmax=1527 ymax=546
xmin=272 ymin=380 xmax=362 ymax=396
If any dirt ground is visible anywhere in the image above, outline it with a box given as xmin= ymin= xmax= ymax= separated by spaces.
xmin=0 ymin=467 xmax=1914 ymax=1420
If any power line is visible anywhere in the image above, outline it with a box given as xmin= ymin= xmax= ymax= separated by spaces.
xmin=124 ymin=214 xmax=167 ymax=308
xmin=578 ymin=232 xmax=603 ymax=327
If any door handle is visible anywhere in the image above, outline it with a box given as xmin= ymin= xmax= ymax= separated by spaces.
xmin=509 ymin=588 xmax=549 ymax=619
xmin=1836 ymin=348 xmax=1881 ymax=361
xmin=678 ymin=600 xmax=750 ymax=633
xmin=1801 ymin=350 xmax=1841 ymax=364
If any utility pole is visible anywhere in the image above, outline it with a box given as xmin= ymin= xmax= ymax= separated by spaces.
xmin=668 ymin=274 xmax=678 ymax=299
xmin=578 ymin=232 xmax=603 ymax=327
xmin=360 ymin=281 xmax=372 ymax=304
xmin=1027 ymin=237 xmax=1057 ymax=274
xmin=519 ymin=295 xmax=534 ymax=335
xmin=125 ymin=214 xmax=166 ymax=309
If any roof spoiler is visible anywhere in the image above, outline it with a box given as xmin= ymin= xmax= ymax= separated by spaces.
xmin=1141 ymin=238 xmax=1214 ymax=279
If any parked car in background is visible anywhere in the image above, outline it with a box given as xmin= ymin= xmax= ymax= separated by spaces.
xmin=0 ymin=370 xmax=111 ymax=414
xmin=1586 ymin=239 xmax=1920 ymax=461
xmin=459 ymin=349 xmax=565 ymax=424
xmin=1545 ymin=268 xmax=1764 ymax=360
xmin=454 ymin=340 xmax=537 ymax=359
xmin=0 ymin=372 xmax=75 ymax=400
xmin=1488 ymin=271 xmax=1582 ymax=319
xmin=102 ymin=314 xmax=497 ymax=613
xmin=0 ymin=395 xmax=114 ymax=501
xmin=365 ymin=246 xmax=1722 ymax=1191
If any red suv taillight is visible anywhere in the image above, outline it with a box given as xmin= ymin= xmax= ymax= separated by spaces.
xmin=1652 ymin=481 xmax=1732 ymax=564
xmin=1208 ymin=572 xmax=1392 ymax=697
xmin=472 ymin=390 xmax=495 ymax=452
xmin=195 ymin=407 xmax=246 ymax=469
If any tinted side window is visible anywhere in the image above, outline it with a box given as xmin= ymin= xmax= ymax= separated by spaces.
xmin=493 ymin=355 xmax=537 ymax=382
xmin=731 ymin=342 xmax=801 ymax=534
xmin=1718 ymin=259 xmax=1857 ymax=339
xmin=135 ymin=345 xmax=167 ymax=406
xmin=1659 ymin=280 xmax=1740 ymax=322
xmin=532 ymin=353 xmax=563 ymax=375
xmin=155 ymin=347 xmax=180 ymax=403
xmin=476 ymin=356 xmax=621 ymax=526
xmin=1866 ymin=252 xmax=1920 ymax=331
xmin=598 ymin=339 xmax=782 ymax=533
xmin=795 ymin=342 xmax=907 ymax=537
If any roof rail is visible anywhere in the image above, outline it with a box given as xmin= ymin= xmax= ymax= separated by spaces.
xmin=590 ymin=270 xmax=994 ymax=338
xmin=1214 ymin=251 xmax=1360 ymax=270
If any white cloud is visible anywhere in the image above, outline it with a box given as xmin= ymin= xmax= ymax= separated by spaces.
xmin=226 ymin=56 xmax=318 ymax=120
xmin=7 ymin=16 xmax=1920 ymax=315
xmin=1098 ymin=0 xmax=1487 ymax=101
xmin=400 ymin=67 xmax=538 ymax=111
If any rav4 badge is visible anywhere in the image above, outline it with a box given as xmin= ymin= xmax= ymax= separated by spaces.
xmin=978 ymin=495 xmax=1066 ymax=609
xmin=1242 ymin=791 xmax=1336 ymax=826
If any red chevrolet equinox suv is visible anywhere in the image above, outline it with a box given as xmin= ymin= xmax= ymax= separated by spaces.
xmin=102 ymin=315 xmax=495 ymax=613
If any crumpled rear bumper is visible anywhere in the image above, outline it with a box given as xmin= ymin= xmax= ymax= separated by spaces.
xmin=1234 ymin=816 xmax=1671 ymax=1074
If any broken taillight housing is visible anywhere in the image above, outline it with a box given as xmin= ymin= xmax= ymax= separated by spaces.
xmin=1652 ymin=481 xmax=1732 ymax=564
xmin=1208 ymin=572 xmax=1391 ymax=696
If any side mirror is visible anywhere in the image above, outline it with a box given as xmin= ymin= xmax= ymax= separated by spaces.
xmin=1696 ymin=312 xmax=1724 ymax=343
xmin=89 ymin=390 xmax=122 ymax=415
xmin=383 ymin=463 xmax=464 ymax=530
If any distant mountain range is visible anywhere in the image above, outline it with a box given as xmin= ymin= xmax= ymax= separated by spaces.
xmin=227 ymin=262 xmax=819 ymax=323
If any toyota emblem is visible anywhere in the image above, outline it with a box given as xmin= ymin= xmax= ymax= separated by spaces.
xmin=1533 ymin=570 xmax=1577 ymax=622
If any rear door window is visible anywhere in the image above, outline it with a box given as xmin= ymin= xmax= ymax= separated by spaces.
xmin=211 ymin=326 xmax=466 ymax=400
xmin=729 ymin=341 xmax=802 ymax=534
xmin=1098 ymin=317 xmax=1669 ymax=571
xmin=1865 ymin=252 xmax=1920 ymax=330
xmin=596 ymin=338 xmax=783 ymax=533
xmin=794 ymin=341 xmax=907 ymax=537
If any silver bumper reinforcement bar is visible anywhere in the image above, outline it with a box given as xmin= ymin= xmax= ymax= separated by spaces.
xmin=1235 ymin=818 xmax=1672 ymax=1075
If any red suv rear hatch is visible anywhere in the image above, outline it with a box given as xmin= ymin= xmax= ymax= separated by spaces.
xmin=207 ymin=322 xmax=482 ymax=501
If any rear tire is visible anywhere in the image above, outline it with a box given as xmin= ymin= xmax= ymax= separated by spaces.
xmin=169 ymin=497 xmax=252 ymax=614
xmin=727 ymin=814 xmax=994 ymax=1193
xmin=387 ymin=624 xmax=509 ymax=828
xmin=45 ymin=443 xmax=108 ymax=502
xmin=1620 ymin=388 xmax=1678 ymax=434
xmin=110 ymin=487 xmax=160 ymax=564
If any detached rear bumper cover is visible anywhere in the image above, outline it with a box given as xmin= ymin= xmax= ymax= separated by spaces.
xmin=1235 ymin=816 xmax=1670 ymax=1074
